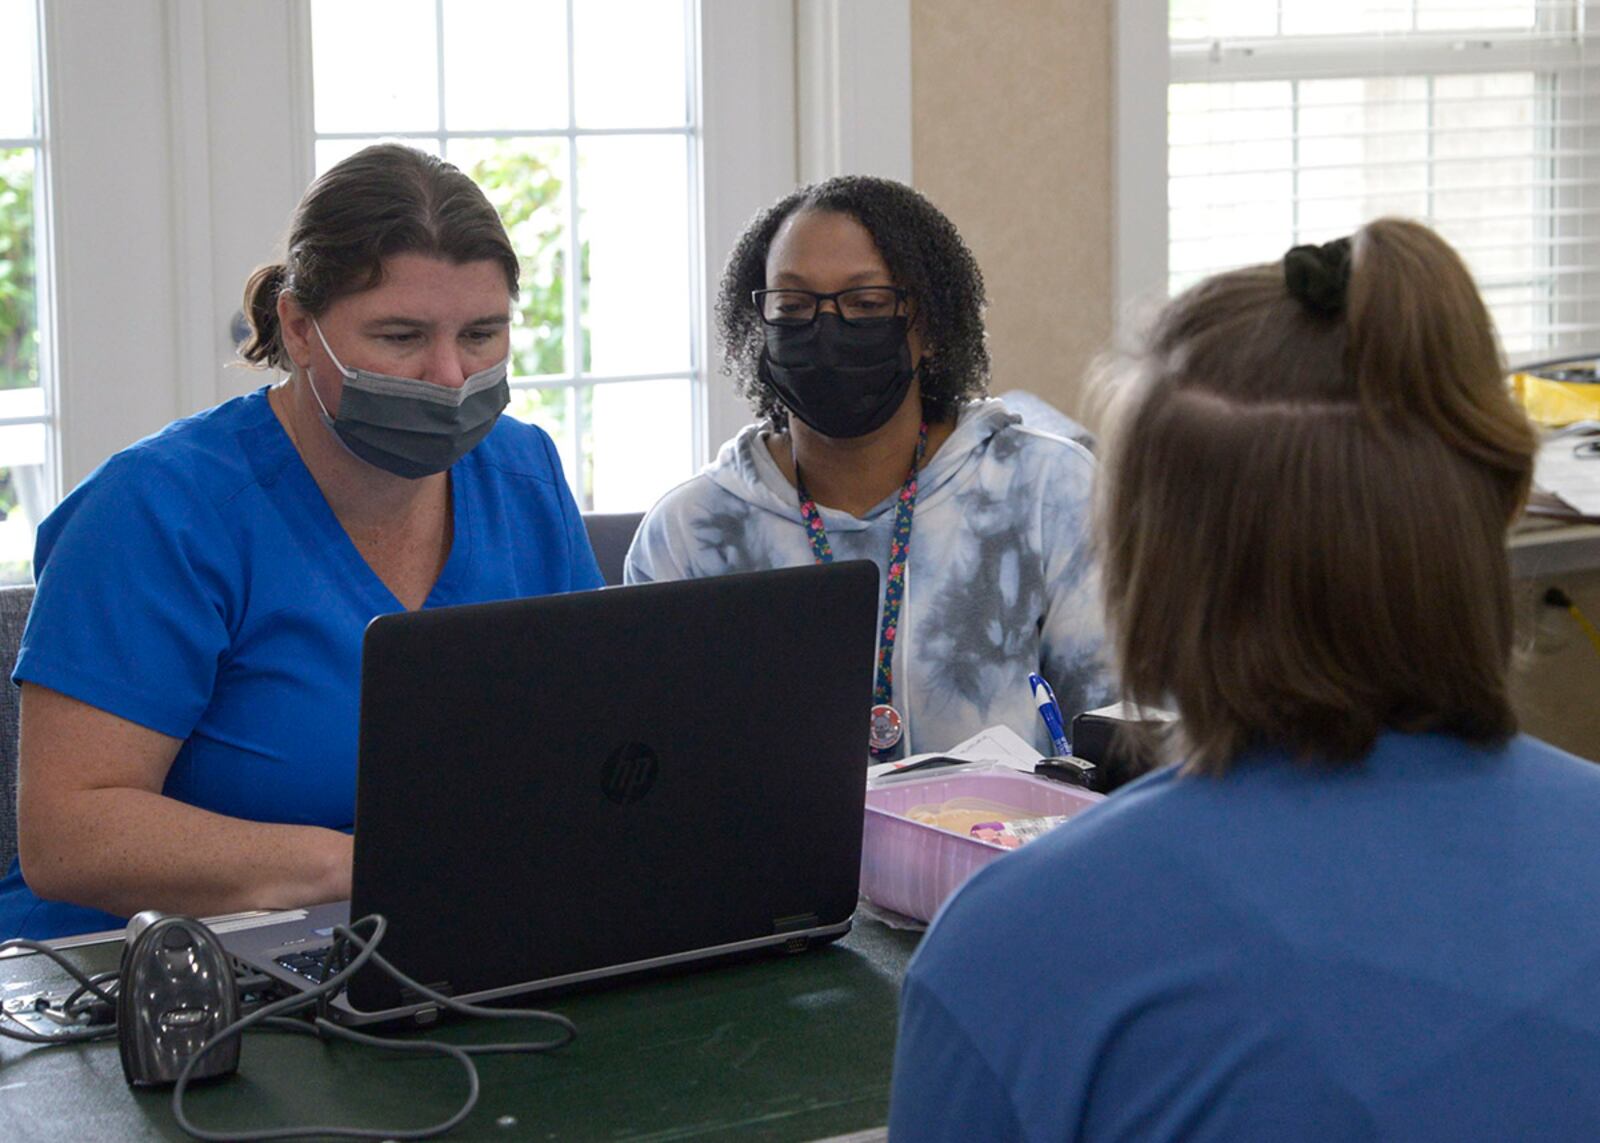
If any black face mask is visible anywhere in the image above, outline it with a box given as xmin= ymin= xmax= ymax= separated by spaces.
xmin=758 ymin=313 xmax=916 ymax=439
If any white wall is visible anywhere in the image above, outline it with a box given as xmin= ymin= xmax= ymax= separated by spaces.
xmin=796 ymin=0 xmax=913 ymax=186
xmin=43 ymin=1 xmax=310 ymax=490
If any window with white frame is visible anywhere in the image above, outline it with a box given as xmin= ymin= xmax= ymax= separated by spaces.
xmin=309 ymin=0 xmax=699 ymax=511
xmin=1168 ymin=0 xmax=1600 ymax=361
xmin=0 ymin=0 xmax=51 ymax=584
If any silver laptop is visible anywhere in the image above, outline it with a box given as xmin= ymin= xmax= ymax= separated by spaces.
xmin=221 ymin=561 xmax=879 ymax=1025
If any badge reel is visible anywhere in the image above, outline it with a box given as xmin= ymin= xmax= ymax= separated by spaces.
xmin=869 ymin=703 xmax=903 ymax=753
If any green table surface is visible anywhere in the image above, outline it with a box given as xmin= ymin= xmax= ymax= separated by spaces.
xmin=0 ymin=918 xmax=920 ymax=1142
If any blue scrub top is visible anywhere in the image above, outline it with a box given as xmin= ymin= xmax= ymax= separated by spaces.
xmin=890 ymin=732 xmax=1600 ymax=1141
xmin=0 ymin=388 xmax=602 ymax=938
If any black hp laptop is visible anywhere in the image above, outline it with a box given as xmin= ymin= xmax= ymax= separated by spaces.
xmin=221 ymin=561 xmax=878 ymax=1025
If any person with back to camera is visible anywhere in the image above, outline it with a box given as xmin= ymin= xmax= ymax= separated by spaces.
xmin=624 ymin=176 xmax=1114 ymax=761
xmin=0 ymin=144 xmax=603 ymax=940
xmin=889 ymin=218 xmax=1600 ymax=1140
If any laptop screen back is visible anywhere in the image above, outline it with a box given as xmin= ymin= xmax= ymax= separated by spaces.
xmin=346 ymin=561 xmax=879 ymax=1011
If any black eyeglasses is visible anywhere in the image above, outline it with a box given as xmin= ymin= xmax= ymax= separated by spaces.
xmin=751 ymin=286 xmax=909 ymax=327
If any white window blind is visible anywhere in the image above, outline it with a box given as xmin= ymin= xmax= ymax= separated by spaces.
xmin=1169 ymin=1 xmax=1600 ymax=360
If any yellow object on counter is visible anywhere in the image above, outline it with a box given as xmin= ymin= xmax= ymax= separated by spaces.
xmin=1511 ymin=364 xmax=1600 ymax=427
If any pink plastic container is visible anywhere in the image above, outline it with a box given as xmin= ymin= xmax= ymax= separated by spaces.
xmin=860 ymin=769 xmax=1104 ymax=923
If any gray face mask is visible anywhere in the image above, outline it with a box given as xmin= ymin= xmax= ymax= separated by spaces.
xmin=308 ymin=319 xmax=511 ymax=479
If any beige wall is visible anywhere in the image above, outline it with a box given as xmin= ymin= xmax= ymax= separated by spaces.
xmin=910 ymin=0 xmax=1114 ymax=427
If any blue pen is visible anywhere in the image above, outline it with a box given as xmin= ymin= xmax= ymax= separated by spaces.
xmin=1028 ymin=672 xmax=1072 ymax=757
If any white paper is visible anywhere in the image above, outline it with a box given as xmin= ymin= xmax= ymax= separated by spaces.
xmin=944 ymin=724 xmax=1046 ymax=767
xmin=1080 ymin=701 xmax=1179 ymax=724
xmin=1535 ymin=431 xmax=1600 ymax=515
xmin=866 ymin=723 xmax=1044 ymax=784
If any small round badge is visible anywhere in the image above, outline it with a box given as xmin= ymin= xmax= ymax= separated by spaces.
xmin=868 ymin=703 xmax=903 ymax=752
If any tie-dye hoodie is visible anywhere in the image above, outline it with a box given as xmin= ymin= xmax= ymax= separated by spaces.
xmin=624 ymin=398 xmax=1115 ymax=759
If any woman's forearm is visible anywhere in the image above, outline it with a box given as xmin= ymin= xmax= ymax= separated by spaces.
xmin=18 ymin=786 xmax=353 ymax=920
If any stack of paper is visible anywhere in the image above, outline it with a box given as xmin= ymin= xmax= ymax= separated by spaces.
xmin=866 ymin=724 xmax=1043 ymax=785
xmin=1532 ymin=421 xmax=1600 ymax=521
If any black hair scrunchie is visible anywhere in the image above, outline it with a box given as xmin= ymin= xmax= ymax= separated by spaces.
xmin=1283 ymin=237 xmax=1353 ymax=317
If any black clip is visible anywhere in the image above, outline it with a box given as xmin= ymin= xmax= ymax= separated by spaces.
xmin=1034 ymin=756 xmax=1098 ymax=791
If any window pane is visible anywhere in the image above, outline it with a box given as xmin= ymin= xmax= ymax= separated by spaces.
xmin=314 ymin=135 xmax=442 ymax=176
xmin=1168 ymin=82 xmax=1295 ymax=291
xmin=1173 ymin=0 xmax=1538 ymax=37
xmin=309 ymin=0 xmax=701 ymax=501
xmin=0 ymin=404 xmax=49 ymax=581
xmin=1432 ymin=73 xmax=1542 ymax=323
xmin=1279 ymin=1 xmax=1409 ymax=36
xmin=1415 ymin=0 xmax=1536 ymax=31
xmin=0 ymin=0 xmax=36 ymax=139
xmin=443 ymin=0 xmax=567 ymax=131
xmin=0 ymin=465 xmax=46 ymax=585
xmin=573 ymin=0 xmax=689 ymax=127
xmin=1168 ymin=69 xmax=1569 ymax=352
xmin=311 ymin=0 xmax=439 ymax=134
xmin=0 ymin=148 xmax=38 ymax=390
xmin=0 ymin=2 xmax=41 ymax=583
xmin=1484 ymin=282 xmax=1544 ymax=356
xmin=1170 ymin=0 xmax=1276 ymax=39
xmin=1297 ymin=78 xmax=1430 ymax=236
xmin=585 ymin=379 xmax=692 ymax=512
xmin=448 ymin=137 xmax=571 ymax=378
xmin=579 ymin=135 xmax=691 ymax=375
xmin=507 ymin=386 xmax=577 ymax=492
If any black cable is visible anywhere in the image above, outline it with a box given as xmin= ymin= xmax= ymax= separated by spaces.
xmin=0 ymin=1007 xmax=119 ymax=1045
xmin=62 ymin=970 xmax=120 ymax=1014
xmin=324 ymin=922 xmax=576 ymax=1053
xmin=0 ymin=939 xmax=120 ymax=1045
xmin=191 ymin=1016 xmax=483 ymax=1142
xmin=0 ymin=938 xmax=118 ymax=1003
xmin=170 ymin=914 xmax=577 ymax=1142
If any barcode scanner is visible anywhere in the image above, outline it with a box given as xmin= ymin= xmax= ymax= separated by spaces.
xmin=117 ymin=911 xmax=241 ymax=1087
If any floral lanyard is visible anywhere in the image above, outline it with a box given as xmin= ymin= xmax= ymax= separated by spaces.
xmin=794 ymin=421 xmax=928 ymax=757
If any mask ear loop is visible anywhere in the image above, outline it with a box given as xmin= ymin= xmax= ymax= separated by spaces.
xmin=292 ymin=319 xmax=369 ymax=468
xmin=303 ymin=319 xmax=349 ymax=428
xmin=309 ymin=318 xmax=357 ymax=381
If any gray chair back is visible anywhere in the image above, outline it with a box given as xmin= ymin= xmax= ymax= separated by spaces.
xmin=0 ymin=584 xmax=32 ymax=874
xmin=582 ymin=511 xmax=645 ymax=587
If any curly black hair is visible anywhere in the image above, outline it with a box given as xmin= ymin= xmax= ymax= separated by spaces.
xmin=716 ymin=175 xmax=990 ymax=429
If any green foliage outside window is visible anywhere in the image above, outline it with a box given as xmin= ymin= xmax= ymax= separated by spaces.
xmin=0 ymin=148 xmax=36 ymax=393
xmin=0 ymin=148 xmax=36 ymax=548
xmin=461 ymin=142 xmax=590 ymax=445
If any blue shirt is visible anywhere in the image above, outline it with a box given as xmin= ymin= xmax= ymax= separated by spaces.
xmin=891 ymin=732 xmax=1600 ymax=1141
xmin=0 ymin=388 xmax=602 ymax=938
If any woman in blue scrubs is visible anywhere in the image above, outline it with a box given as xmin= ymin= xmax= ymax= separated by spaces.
xmin=0 ymin=144 xmax=602 ymax=938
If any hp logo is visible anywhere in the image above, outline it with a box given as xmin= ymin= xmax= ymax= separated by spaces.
xmin=601 ymin=743 xmax=659 ymax=804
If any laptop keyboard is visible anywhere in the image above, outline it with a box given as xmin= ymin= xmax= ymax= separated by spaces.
xmin=275 ymin=945 xmax=342 ymax=984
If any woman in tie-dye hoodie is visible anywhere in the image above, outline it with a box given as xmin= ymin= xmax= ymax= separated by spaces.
xmin=625 ymin=176 xmax=1114 ymax=761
